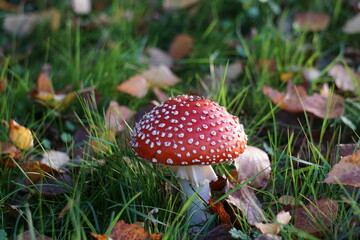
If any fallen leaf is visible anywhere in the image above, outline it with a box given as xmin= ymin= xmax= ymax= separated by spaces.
xmin=255 ymin=59 xmax=277 ymax=73
xmin=40 ymin=150 xmax=70 ymax=172
xmin=9 ymin=119 xmax=33 ymax=150
xmin=302 ymin=92 xmax=345 ymax=119
xmin=280 ymin=72 xmax=295 ymax=82
xmin=0 ymin=0 xmax=18 ymax=11
xmin=0 ymin=142 xmax=22 ymax=167
xmin=294 ymin=12 xmax=330 ymax=31
xmin=145 ymin=48 xmax=173 ymax=68
xmin=328 ymin=64 xmax=360 ymax=92
xmin=226 ymin=184 xmax=265 ymax=225
xmin=168 ymin=34 xmax=194 ymax=60
xmin=278 ymin=195 xmax=296 ymax=206
xmin=0 ymin=78 xmax=6 ymax=92
xmin=116 ymin=74 xmax=149 ymax=98
xmin=3 ymin=12 xmax=40 ymax=36
xmin=92 ymin=220 xmax=162 ymax=240
xmin=255 ymin=211 xmax=291 ymax=235
xmin=142 ymin=65 xmax=180 ymax=88
xmin=36 ymin=64 xmax=54 ymax=94
xmin=263 ymin=80 xmax=307 ymax=113
xmin=215 ymin=62 xmax=243 ymax=81
xmin=234 ymin=146 xmax=271 ymax=189
xmin=209 ymin=199 xmax=231 ymax=224
xmin=323 ymin=149 xmax=360 ymax=187
xmin=163 ymin=0 xmax=200 ymax=11
xmin=72 ymin=0 xmax=92 ymax=14
xmin=294 ymin=198 xmax=338 ymax=237
xmin=20 ymin=161 xmax=55 ymax=183
xmin=343 ymin=13 xmax=360 ymax=34
xmin=210 ymin=175 xmax=227 ymax=192
xmin=153 ymin=88 xmax=170 ymax=103
xmin=105 ymin=101 xmax=134 ymax=133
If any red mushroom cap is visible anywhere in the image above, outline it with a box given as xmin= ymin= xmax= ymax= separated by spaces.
xmin=131 ymin=95 xmax=247 ymax=166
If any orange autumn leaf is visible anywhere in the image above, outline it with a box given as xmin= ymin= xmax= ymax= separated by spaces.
xmin=209 ymin=198 xmax=231 ymax=224
xmin=116 ymin=74 xmax=149 ymax=98
xmin=20 ymin=161 xmax=56 ymax=183
xmin=280 ymin=72 xmax=295 ymax=82
xmin=263 ymin=80 xmax=307 ymax=113
xmin=36 ymin=64 xmax=54 ymax=94
xmin=0 ymin=142 xmax=22 ymax=167
xmin=92 ymin=220 xmax=162 ymax=240
xmin=168 ymin=34 xmax=193 ymax=60
xmin=294 ymin=199 xmax=338 ymax=237
xmin=9 ymin=119 xmax=34 ymax=150
xmin=323 ymin=149 xmax=360 ymax=187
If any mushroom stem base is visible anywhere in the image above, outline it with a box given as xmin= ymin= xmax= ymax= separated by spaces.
xmin=179 ymin=179 xmax=212 ymax=232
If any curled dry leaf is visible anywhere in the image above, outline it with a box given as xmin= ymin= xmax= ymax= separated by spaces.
xmin=328 ymin=64 xmax=360 ymax=92
xmin=20 ymin=161 xmax=55 ymax=183
xmin=9 ymin=119 xmax=34 ymax=150
xmin=40 ymin=150 xmax=70 ymax=172
xmin=116 ymin=74 xmax=149 ymax=98
xmin=143 ymin=65 xmax=180 ymax=88
xmin=226 ymin=183 xmax=265 ymax=225
xmin=168 ymin=34 xmax=194 ymax=60
xmin=145 ymin=47 xmax=173 ymax=68
xmin=0 ymin=142 xmax=21 ymax=167
xmin=105 ymin=101 xmax=134 ymax=133
xmin=234 ymin=146 xmax=271 ymax=189
xmin=323 ymin=149 xmax=360 ymax=187
xmin=294 ymin=12 xmax=330 ymax=31
xmin=163 ymin=0 xmax=200 ymax=11
xmin=209 ymin=199 xmax=231 ymax=224
xmin=343 ymin=13 xmax=360 ymax=34
xmin=294 ymin=198 xmax=338 ymax=237
xmin=263 ymin=81 xmax=306 ymax=113
xmin=255 ymin=211 xmax=291 ymax=235
xmin=91 ymin=220 xmax=163 ymax=240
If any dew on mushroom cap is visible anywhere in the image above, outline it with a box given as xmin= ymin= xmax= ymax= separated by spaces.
xmin=131 ymin=95 xmax=247 ymax=166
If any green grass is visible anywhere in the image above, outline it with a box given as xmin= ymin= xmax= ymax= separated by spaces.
xmin=1 ymin=0 xmax=360 ymax=239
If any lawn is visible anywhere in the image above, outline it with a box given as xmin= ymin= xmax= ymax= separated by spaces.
xmin=0 ymin=0 xmax=360 ymax=239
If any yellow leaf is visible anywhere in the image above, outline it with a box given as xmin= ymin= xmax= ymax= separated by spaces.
xmin=9 ymin=119 xmax=33 ymax=150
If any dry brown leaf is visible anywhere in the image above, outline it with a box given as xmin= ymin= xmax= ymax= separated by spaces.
xmin=168 ymin=34 xmax=194 ymax=60
xmin=209 ymin=199 xmax=231 ymax=224
xmin=255 ymin=211 xmax=291 ymax=235
xmin=145 ymin=48 xmax=173 ymax=68
xmin=323 ymin=149 xmax=360 ymax=187
xmin=116 ymin=74 xmax=149 ymax=98
xmin=343 ymin=13 xmax=360 ymax=34
xmin=294 ymin=12 xmax=330 ymax=31
xmin=278 ymin=195 xmax=296 ymax=206
xmin=163 ymin=0 xmax=200 ymax=11
xmin=36 ymin=64 xmax=54 ymax=94
xmin=234 ymin=146 xmax=271 ymax=189
xmin=0 ymin=142 xmax=22 ymax=167
xmin=294 ymin=198 xmax=338 ymax=237
xmin=92 ymin=220 xmax=162 ymax=240
xmin=142 ymin=65 xmax=180 ymax=88
xmin=40 ymin=150 xmax=70 ymax=172
xmin=329 ymin=64 xmax=360 ymax=92
xmin=153 ymin=88 xmax=170 ymax=103
xmin=0 ymin=77 xmax=6 ymax=92
xmin=9 ymin=119 xmax=33 ymax=150
xmin=302 ymin=92 xmax=345 ymax=119
xmin=0 ymin=0 xmax=18 ymax=11
xmin=226 ymin=184 xmax=265 ymax=225
xmin=20 ymin=161 xmax=55 ymax=183
xmin=204 ymin=224 xmax=234 ymax=240
xmin=105 ymin=101 xmax=134 ymax=133
xmin=263 ymin=81 xmax=307 ymax=113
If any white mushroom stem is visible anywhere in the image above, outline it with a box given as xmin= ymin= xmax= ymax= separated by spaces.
xmin=170 ymin=165 xmax=218 ymax=230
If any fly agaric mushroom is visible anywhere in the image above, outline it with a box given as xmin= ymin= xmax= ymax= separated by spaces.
xmin=131 ymin=95 xmax=247 ymax=229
